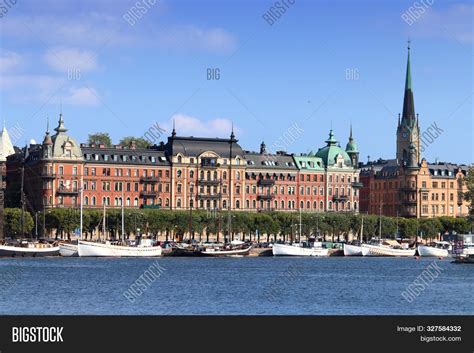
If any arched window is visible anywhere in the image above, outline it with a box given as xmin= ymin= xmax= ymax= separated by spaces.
xmin=236 ymin=171 xmax=241 ymax=180
xmin=177 ymin=199 xmax=181 ymax=208
xmin=177 ymin=155 xmax=182 ymax=163
xmin=274 ymin=200 xmax=278 ymax=209
xmin=177 ymin=169 xmax=182 ymax=178
xmin=347 ymin=201 xmax=351 ymax=210
xmin=165 ymin=198 xmax=169 ymax=207
xmin=92 ymin=196 xmax=96 ymax=206
xmin=207 ymin=171 xmax=211 ymax=180
xmin=313 ymin=201 xmax=317 ymax=209
xmin=134 ymin=198 xmax=138 ymax=207
xmin=281 ymin=200 xmax=285 ymax=209
xmin=222 ymin=200 xmax=227 ymax=209
xmin=253 ymin=200 xmax=256 ymax=209
xmin=320 ymin=200 xmax=324 ymax=210
xmin=158 ymin=198 xmax=162 ymax=206
xmin=84 ymin=196 xmax=89 ymax=205
xmin=213 ymin=171 xmax=218 ymax=180
xmin=190 ymin=170 xmax=194 ymax=179
xmin=300 ymin=200 xmax=304 ymax=209
xmin=200 ymin=170 xmax=204 ymax=179
xmin=246 ymin=200 xmax=250 ymax=209
xmin=126 ymin=197 xmax=130 ymax=206
xmin=328 ymin=201 xmax=333 ymax=210
xmin=223 ymin=171 xmax=227 ymax=180
xmin=354 ymin=201 xmax=358 ymax=210
xmin=307 ymin=201 xmax=310 ymax=209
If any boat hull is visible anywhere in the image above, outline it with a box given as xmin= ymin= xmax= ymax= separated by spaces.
xmin=361 ymin=244 xmax=415 ymax=257
xmin=0 ymin=244 xmax=59 ymax=257
xmin=417 ymin=245 xmax=449 ymax=258
xmin=59 ymin=243 xmax=79 ymax=257
xmin=343 ymin=244 xmax=363 ymax=256
xmin=272 ymin=243 xmax=329 ymax=257
xmin=201 ymin=245 xmax=252 ymax=257
xmin=78 ymin=241 xmax=162 ymax=257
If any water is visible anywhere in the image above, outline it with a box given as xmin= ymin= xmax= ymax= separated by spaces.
xmin=0 ymin=257 xmax=472 ymax=315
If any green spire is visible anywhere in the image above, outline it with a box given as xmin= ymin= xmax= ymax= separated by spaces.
xmin=405 ymin=40 xmax=412 ymax=91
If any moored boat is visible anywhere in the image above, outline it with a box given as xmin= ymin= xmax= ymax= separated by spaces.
xmin=417 ymin=241 xmax=450 ymax=258
xmin=0 ymin=241 xmax=59 ymax=257
xmin=78 ymin=239 xmax=162 ymax=257
xmin=272 ymin=242 xmax=329 ymax=257
xmin=361 ymin=241 xmax=415 ymax=257
xmin=200 ymin=243 xmax=252 ymax=257
xmin=59 ymin=242 xmax=79 ymax=257
xmin=343 ymin=243 xmax=363 ymax=256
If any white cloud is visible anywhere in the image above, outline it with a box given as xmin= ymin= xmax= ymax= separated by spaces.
xmin=62 ymin=87 xmax=101 ymax=106
xmin=410 ymin=4 xmax=473 ymax=44
xmin=165 ymin=114 xmax=241 ymax=138
xmin=0 ymin=51 xmax=23 ymax=73
xmin=158 ymin=25 xmax=238 ymax=54
xmin=44 ymin=47 xmax=99 ymax=72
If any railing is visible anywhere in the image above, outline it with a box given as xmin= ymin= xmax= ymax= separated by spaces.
xmin=197 ymin=193 xmax=222 ymax=199
xmin=332 ymin=195 xmax=348 ymax=202
xmin=258 ymin=179 xmax=275 ymax=186
xmin=41 ymin=172 xmax=56 ymax=179
xmin=351 ymin=182 xmax=364 ymax=189
xmin=140 ymin=190 xmax=159 ymax=197
xmin=198 ymin=179 xmax=221 ymax=185
xmin=140 ymin=176 xmax=159 ymax=182
xmin=56 ymin=187 xmax=79 ymax=195
xmin=257 ymin=193 xmax=275 ymax=200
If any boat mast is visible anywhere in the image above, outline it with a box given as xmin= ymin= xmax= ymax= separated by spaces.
xmin=79 ymin=176 xmax=83 ymax=241
xmin=121 ymin=188 xmax=125 ymax=243
xmin=378 ymin=203 xmax=382 ymax=239
xmin=360 ymin=215 xmax=364 ymax=243
xmin=227 ymin=125 xmax=234 ymax=244
xmin=20 ymin=150 xmax=25 ymax=239
xmin=299 ymin=207 xmax=302 ymax=243
xmin=102 ymin=203 xmax=106 ymax=241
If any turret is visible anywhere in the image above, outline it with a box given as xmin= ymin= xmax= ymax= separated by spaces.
xmin=345 ymin=125 xmax=359 ymax=167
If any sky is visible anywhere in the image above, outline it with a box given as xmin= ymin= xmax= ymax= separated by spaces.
xmin=0 ymin=0 xmax=472 ymax=164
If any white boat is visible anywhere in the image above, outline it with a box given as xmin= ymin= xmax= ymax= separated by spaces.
xmin=0 ymin=242 xmax=59 ymax=257
xmin=343 ymin=243 xmax=363 ymax=256
xmin=272 ymin=242 xmax=329 ymax=257
xmin=201 ymin=244 xmax=252 ymax=257
xmin=59 ymin=242 xmax=78 ymax=257
xmin=361 ymin=241 xmax=415 ymax=257
xmin=78 ymin=239 xmax=162 ymax=257
xmin=417 ymin=241 xmax=450 ymax=258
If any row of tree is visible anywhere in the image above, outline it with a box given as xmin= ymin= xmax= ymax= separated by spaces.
xmin=4 ymin=208 xmax=472 ymax=242
xmin=88 ymin=133 xmax=151 ymax=149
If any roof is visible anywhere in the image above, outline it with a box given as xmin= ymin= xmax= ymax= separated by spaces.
xmin=82 ymin=146 xmax=170 ymax=166
xmin=165 ymin=135 xmax=244 ymax=158
xmin=315 ymin=130 xmax=353 ymax=167
xmin=293 ymin=155 xmax=325 ymax=171
xmin=244 ymin=151 xmax=298 ymax=171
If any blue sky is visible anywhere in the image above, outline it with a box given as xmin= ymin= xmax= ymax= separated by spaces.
xmin=0 ymin=0 xmax=472 ymax=164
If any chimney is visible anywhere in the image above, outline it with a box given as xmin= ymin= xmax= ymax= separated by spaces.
xmin=129 ymin=140 xmax=136 ymax=150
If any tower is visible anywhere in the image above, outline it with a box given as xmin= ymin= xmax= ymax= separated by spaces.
xmin=396 ymin=41 xmax=420 ymax=165
xmin=345 ymin=124 xmax=359 ymax=167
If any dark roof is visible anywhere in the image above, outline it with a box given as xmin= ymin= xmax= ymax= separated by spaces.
xmin=427 ymin=162 xmax=468 ymax=178
xmin=164 ymin=136 xmax=244 ymax=158
xmin=243 ymin=151 xmax=298 ymax=171
xmin=82 ymin=146 xmax=169 ymax=166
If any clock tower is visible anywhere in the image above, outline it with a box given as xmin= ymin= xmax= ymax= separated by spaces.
xmin=396 ymin=42 xmax=420 ymax=165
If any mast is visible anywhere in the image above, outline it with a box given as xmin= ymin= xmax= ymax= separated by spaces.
xmin=79 ymin=176 xmax=83 ymax=241
xmin=102 ymin=203 xmax=106 ymax=241
xmin=378 ymin=203 xmax=382 ymax=239
xmin=227 ymin=125 xmax=234 ymax=244
xmin=360 ymin=215 xmax=364 ymax=243
xmin=20 ymin=149 xmax=25 ymax=239
xmin=299 ymin=207 xmax=302 ymax=243
xmin=121 ymin=188 xmax=125 ymax=243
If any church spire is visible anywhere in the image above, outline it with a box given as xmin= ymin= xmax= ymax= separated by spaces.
xmin=401 ymin=40 xmax=415 ymax=124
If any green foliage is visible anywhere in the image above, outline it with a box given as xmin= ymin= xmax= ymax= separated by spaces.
xmin=119 ymin=136 xmax=151 ymax=149
xmin=464 ymin=166 xmax=474 ymax=216
xmin=4 ymin=208 xmax=34 ymax=237
xmin=87 ymin=132 xmax=112 ymax=147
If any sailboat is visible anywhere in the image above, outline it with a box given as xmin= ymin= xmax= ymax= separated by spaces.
xmin=272 ymin=209 xmax=328 ymax=257
xmin=59 ymin=180 xmax=83 ymax=257
xmin=78 ymin=190 xmax=162 ymax=257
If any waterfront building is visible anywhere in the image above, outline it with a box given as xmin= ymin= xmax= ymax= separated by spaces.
xmin=359 ymin=44 xmax=470 ymax=218
xmin=0 ymin=124 xmax=15 ymax=238
xmin=5 ymin=118 xmax=360 ymax=221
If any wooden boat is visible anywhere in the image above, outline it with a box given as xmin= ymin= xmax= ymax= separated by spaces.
xmin=0 ymin=241 xmax=59 ymax=257
xmin=417 ymin=241 xmax=450 ymax=258
xmin=343 ymin=243 xmax=363 ymax=256
xmin=272 ymin=242 xmax=328 ymax=257
xmin=59 ymin=242 xmax=79 ymax=257
xmin=78 ymin=239 xmax=162 ymax=257
xmin=362 ymin=240 xmax=415 ymax=257
xmin=200 ymin=243 xmax=252 ymax=257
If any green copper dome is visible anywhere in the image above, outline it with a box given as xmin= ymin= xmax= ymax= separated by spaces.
xmin=315 ymin=130 xmax=353 ymax=167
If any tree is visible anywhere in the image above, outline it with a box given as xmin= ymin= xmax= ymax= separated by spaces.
xmin=463 ymin=165 xmax=474 ymax=216
xmin=88 ymin=132 xmax=112 ymax=147
xmin=4 ymin=208 xmax=34 ymax=237
xmin=119 ymin=136 xmax=151 ymax=149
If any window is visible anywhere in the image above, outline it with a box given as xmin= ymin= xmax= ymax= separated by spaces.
xmin=58 ymin=166 xmax=64 ymax=175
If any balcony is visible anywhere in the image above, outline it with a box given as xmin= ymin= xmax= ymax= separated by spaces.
xmin=257 ymin=193 xmax=275 ymax=200
xmin=198 ymin=178 xmax=221 ymax=186
xmin=198 ymin=193 xmax=222 ymax=200
xmin=332 ymin=195 xmax=348 ymax=202
xmin=258 ymin=179 xmax=275 ymax=186
xmin=401 ymin=199 xmax=417 ymax=205
xmin=41 ymin=172 xmax=56 ymax=179
xmin=140 ymin=190 xmax=159 ymax=197
xmin=56 ymin=187 xmax=79 ymax=195
xmin=200 ymin=163 xmax=219 ymax=169
xmin=140 ymin=176 xmax=159 ymax=183
xmin=351 ymin=182 xmax=364 ymax=189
